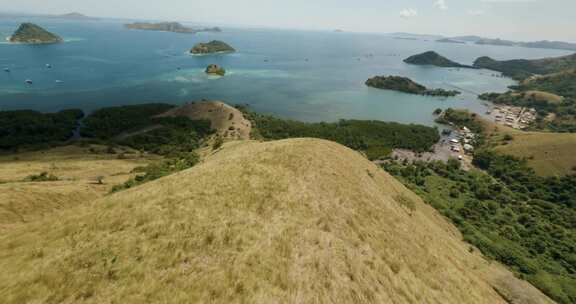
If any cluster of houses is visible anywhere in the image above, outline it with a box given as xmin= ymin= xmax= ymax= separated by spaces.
xmin=491 ymin=106 xmax=536 ymax=129
xmin=449 ymin=126 xmax=476 ymax=160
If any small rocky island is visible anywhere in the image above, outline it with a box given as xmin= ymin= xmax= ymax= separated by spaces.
xmin=205 ymin=64 xmax=226 ymax=76
xmin=190 ymin=40 xmax=235 ymax=54
xmin=366 ymin=76 xmax=460 ymax=97
xmin=404 ymin=51 xmax=473 ymax=68
xmin=9 ymin=23 xmax=63 ymax=44
xmin=125 ymin=22 xmax=221 ymax=34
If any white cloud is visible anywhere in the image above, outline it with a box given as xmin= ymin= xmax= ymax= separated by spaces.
xmin=399 ymin=9 xmax=418 ymax=18
xmin=434 ymin=0 xmax=448 ymax=10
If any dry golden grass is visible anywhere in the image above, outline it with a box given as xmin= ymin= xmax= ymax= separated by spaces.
xmin=521 ymin=90 xmax=564 ymax=104
xmin=482 ymin=120 xmax=576 ymax=176
xmin=0 ymin=145 xmax=157 ymax=231
xmin=0 ymin=139 xmax=551 ymax=303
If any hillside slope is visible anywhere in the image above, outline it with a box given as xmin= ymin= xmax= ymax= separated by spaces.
xmin=158 ymin=101 xmax=251 ymax=140
xmin=473 ymin=53 xmax=576 ymax=80
xmin=490 ymin=128 xmax=576 ymax=176
xmin=0 ymin=145 xmax=157 ymax=231
xmin=0 ymin=139 xmax=552 ymax=303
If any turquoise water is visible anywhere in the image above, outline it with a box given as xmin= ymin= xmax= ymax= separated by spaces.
xmin=0 ymin=18 xmax=571 ymax=125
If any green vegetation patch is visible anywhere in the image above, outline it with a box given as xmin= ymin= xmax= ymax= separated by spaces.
xmin=240 ymin=106 xmax=440 ymax=160
xmin=519 ymin=70 xmax=576 ymax=99
xmin=383 ymin=157 xmax=576 ymax=303
xmin=111 ymin=152 xmax=199 ymax=192
xmin=435 ymin=108 xmax=484 ymax=134
xmin=0 ymin=109 xmax=84 ymax=151
xmin=81 ymin=103 xmax=176 ymax=139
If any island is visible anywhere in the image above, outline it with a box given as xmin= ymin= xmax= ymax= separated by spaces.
xmin=436 ymin=38 xmax=465 ymax=44
xmin=205 ymin=64 xmax=226 ymax=76
xmin=475 ymin=38 xmax=517 ymax=47
xmin=125 ymin=22 xmax=221 ymax=34
xmin=190 ymin=40 xmax=235 ymax=54
xmin=9 ymin=23 xmax=63 ymax=44
xmin=365 ymin=76 xmax=460 ymax=97
xmin=404 ymin=51 xmax=473 ymax=68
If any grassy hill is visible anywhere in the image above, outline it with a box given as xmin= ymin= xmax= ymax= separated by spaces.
xmin=485 ymin=124 xmax=576 ymax=176
xmin=0 ymin=139 xmax=551 ymax=303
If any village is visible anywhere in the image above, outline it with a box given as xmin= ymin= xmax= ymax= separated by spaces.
xmin=488 ymin=105 xmax=537 ymax=129
xmin=388 ymin=125 xmax=478 ymax=170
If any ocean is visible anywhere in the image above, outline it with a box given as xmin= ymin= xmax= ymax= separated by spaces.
xmin=0 ymin=18 xmax=571 ymax=125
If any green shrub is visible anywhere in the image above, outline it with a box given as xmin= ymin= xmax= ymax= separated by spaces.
xmin=24 ymin=172 xmax=59 ymax=182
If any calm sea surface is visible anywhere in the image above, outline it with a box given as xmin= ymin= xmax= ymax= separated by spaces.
xmin=0 ymin=18 xmax=571 ymax=125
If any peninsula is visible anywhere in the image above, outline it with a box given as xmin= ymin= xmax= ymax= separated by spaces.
xmin=365 ymin=75 xmax=460 ymax=97
xmin=8 ymin=23 xmax=63 ymax=44
xmin=473 ymin=53 xmax=576 ymax=80
xmin=404 ymin=51 xmax=473 ymax=68
xmin=190 ymin=40 xmax=235 ymax=54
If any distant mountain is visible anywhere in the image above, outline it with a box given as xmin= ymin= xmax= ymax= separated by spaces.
xmin=475 ymin=38 xmax=517 ymax=47
xmin=125 ymin=22 xmax=221 ymax=34
xmin=440 ymin=36 xmax=576 ymax=51
xmin=451 ymin=35 xmax=483 ymax=43
xmin=9 ymin=23 xmax=63 ymax=44
xmin=388 ymin=32 xmax=445 ymax=40
xmin=521 ymin=40 xmax=576 ymax=51
xmin=473 ymin=53 xmax=576 ymax=80
xmin=56 ymin=12 xmax=99 ymax=20
xmin=404 ymin=51 xmax=473 ymax=68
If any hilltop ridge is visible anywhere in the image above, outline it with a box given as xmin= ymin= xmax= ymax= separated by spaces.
xmin=0 ymin=138 xmax=552 ymax=303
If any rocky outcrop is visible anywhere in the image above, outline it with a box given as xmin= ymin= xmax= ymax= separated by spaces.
xmin=205 ymin=64 xmax=226 ymax=76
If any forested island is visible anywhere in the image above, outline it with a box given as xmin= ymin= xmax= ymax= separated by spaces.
xmin=404 ymin=51 xmax=473 ymax=68
xmin=365 ymin=76 xmax=460 ymax=97
xmin=125 ymin=22 xmax=221 ymax=34
xmin=8 ymin=23 xmax=63 ymax=44
xmin=190 ymin=40 xmax=235 ymax=54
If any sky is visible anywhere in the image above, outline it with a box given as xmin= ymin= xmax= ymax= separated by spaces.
xmin=2 ymin=0 xmax=575 ymax=41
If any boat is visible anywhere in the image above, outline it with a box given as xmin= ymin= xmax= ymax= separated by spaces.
xmin=25 ymin=79 xmax=33 ymax=84
xmin=55 ymin=80 xmax=63 ymax=83
xmin=46 ymin=64 xmax=52 ymax=68
xmin=3 ymin=68 xmax=9 ymax=72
